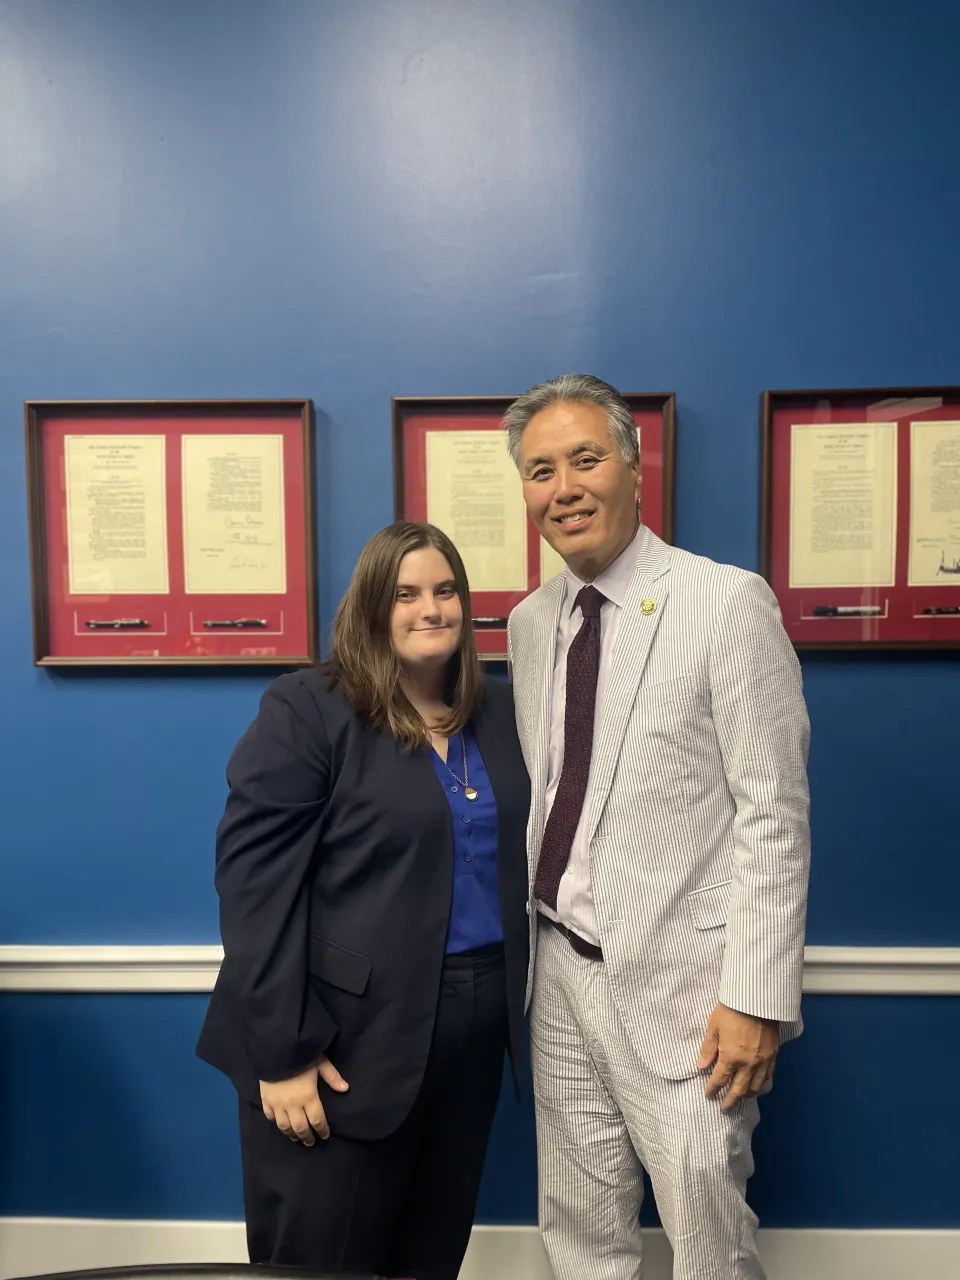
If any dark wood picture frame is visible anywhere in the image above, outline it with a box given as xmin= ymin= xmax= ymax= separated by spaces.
xmin=761 ymin=386 xmax=960 ymax=650
xmin=25 ymin=398 xmax=318 ymax=667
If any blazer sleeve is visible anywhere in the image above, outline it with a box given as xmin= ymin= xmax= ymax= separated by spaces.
xmin=214 ymin=675 xmax=338 ymax=1082
xmin=707 ymin=573 xmax=811 ymax=1022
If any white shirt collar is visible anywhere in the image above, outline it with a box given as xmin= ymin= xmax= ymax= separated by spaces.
xmin=562 ymin=521 xmax=643 ymax=616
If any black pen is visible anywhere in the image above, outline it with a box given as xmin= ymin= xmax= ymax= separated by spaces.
xmin=472 ymin=616 xmax=509 ymax=627
xmin=202 ymin=618 xmax=269 ymax=628
xmin=85 ymin=618 xmax=150 ymax=630
xmin=811 ymin=605 xmax=882 ymax=618
xmin=921 ymin=606 xmax=960 ymax=616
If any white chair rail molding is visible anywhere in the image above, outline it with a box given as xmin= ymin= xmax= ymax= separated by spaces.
xmin=1 ymin=943 xmax=959 ymax=994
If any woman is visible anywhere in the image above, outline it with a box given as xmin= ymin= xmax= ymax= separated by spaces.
xmin=197 ymin=521 xmax=530 ymax=1280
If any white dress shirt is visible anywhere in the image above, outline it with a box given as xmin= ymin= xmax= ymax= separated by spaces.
xmin=537 ymin=523 xmax=643 ymax=944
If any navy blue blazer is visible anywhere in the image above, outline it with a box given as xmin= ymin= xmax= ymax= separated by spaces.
xmin=196 ymin=668 xmax=530 ymax=1142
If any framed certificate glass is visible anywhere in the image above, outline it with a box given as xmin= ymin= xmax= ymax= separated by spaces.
xmin=762 ymin=388 xmax=960 ymax=649
xmin=25 ymin=399 xmax=317 ymax=666
xmin=394 ymin=393 xmax=675 ymax=658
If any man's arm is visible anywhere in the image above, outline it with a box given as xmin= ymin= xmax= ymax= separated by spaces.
xmin=709 ymin=571 xmax=811 ymax=1019
xmin=701 ymin=572 xmax=811 ymax=1106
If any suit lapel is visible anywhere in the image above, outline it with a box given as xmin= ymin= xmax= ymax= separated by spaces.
xmin=585 ymin=528 xmax=672 ymax=844
xmin=525 ymin=577 xmax=565 ymax=863
xmin=474 ymin=692 xmax=514 ymax=863
xmin=474 ymin=687 xmax=529 ymax=910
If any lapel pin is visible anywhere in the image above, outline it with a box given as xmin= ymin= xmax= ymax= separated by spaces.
xmin=640 ymin=597 xmax=657 ymax=615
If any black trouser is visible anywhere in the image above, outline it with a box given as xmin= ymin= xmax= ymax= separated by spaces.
xmin=239 ymin=944 xmax=509 ymax=1280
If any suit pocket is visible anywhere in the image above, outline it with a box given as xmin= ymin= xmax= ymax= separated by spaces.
xmin=686 ymin=880 xmax=730 ymax=931
xmin=637 ymin=670 xmax=701 ymax=697
xmin=309 ymin=935 xmax=372 ymax=995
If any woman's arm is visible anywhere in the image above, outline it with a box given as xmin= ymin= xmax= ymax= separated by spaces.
xmin=215 ymin=673 xmax=338 ymax=1083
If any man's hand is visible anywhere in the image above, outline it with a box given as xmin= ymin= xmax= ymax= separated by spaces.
xmin=259 ymin=1056 xmax=349 ymax=1145
xmin=697 ymin=1003 xmax=779 ymax=1111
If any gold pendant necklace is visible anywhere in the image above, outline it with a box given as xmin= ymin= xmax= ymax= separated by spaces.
xmin=444 ymin=733 xmax=478 ymax=801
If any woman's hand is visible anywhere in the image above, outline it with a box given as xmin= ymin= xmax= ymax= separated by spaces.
xmin=259 ymin=1056 xmax=349 ymax=1145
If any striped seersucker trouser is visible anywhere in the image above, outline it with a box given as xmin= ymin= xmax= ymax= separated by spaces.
xmin=530 ymin=918 xmax=766 ymax=1280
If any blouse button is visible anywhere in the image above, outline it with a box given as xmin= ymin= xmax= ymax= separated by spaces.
xmin=462 ymin=815 xmax=471 ymax=824
xmin=451 ymin=785 xmax=458 ymax=793
xmin=464 ymin=854 xmax=472 ymax=863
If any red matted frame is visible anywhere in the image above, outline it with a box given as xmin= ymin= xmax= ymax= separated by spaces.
xmin=25 ymin=399 xmax=317 ymax=666
xmin=393 ymin=394 xmax=675 ymax=659
xmin=762 ymin=388 xmax=960 ymax=650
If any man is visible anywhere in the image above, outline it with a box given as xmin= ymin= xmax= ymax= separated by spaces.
xmin=505 ymin=375 xmax=810 ymax=1280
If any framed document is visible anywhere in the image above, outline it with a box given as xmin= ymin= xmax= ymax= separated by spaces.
xmin=393 ymin=393 xmax=675 ymax=658
xmin=762 ymin=388 xmax=960 ymax=650
xmin=25 ymin=399 xmax=317 ymax=666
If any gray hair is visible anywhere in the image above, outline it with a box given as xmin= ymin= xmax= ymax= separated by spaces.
xmin=503 ymin=374 xmax=639 ymax=468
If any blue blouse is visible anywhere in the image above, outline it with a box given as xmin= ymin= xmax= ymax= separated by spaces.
xmin=430 ymin=726 xmax=504 ymax=955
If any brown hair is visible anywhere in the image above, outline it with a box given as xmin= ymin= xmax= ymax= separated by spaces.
xmin=328 ymin=521 xmax=484 ymax=748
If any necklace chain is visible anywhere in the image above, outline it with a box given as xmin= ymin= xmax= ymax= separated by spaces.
xmin=443 ymin=732 xmax=469 ymax=787
xmin=441 ymin=732 xmax=478 ymax=800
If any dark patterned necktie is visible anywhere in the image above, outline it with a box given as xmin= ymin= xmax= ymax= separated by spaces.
xmin=534 ymin=585 xmax=606 ymax=910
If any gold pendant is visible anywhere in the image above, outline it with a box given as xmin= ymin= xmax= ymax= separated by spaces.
xmin=464 ymin=786 xmax=479 ymax=802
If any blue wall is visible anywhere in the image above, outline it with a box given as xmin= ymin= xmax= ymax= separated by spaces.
xmin=1 ymin=0 xmax=957 ymax=1227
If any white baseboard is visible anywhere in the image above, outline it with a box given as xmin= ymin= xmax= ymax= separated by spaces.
xmin=0 ymin=1218 xmax=958 ymax=1280
xmin=1 ymin=944 xmax=959 ymax=994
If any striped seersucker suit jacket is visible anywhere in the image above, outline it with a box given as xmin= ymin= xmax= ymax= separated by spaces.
xmin=508 ymin=524 xmax=811 ymax=1080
